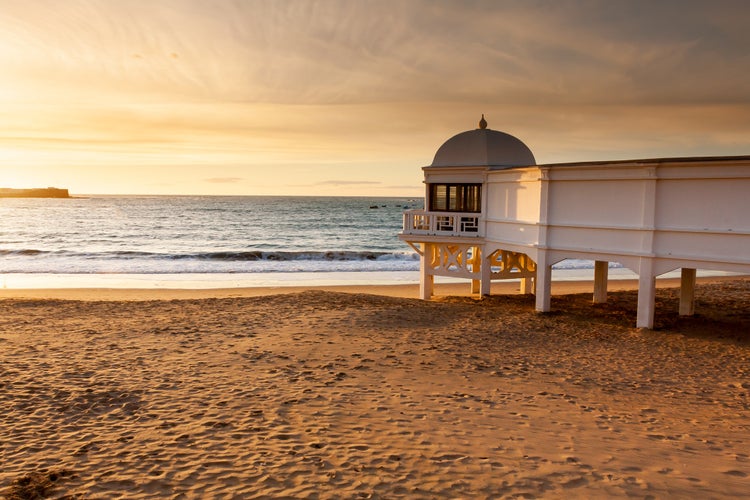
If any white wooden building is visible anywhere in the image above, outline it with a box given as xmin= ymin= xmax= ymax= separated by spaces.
xmin=399 ymin=116 xmax=750 ymax=328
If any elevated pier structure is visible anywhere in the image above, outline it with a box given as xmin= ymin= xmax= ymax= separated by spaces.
xmin=400 ymin=117 xmax=750 ymax=328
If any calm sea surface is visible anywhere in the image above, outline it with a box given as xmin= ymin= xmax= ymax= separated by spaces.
xmin=0 ymin=196 xmax=423 ymax=275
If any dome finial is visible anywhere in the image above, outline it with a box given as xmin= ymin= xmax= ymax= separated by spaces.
xmin=479 ymin=114 xmax=487 ymax=129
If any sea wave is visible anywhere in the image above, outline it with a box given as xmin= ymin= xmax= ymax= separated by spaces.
xmin=168 ymin=250 xmax=419 ymax=262
xmin=0 ymin=248 xmax=422 ymax=274
xmin=8 ymin=249 xmax=420 ymax=262
xmin=0 ymin=249 xmax=46 ymax=256
xmin=0 ymin=249 xmax=614 ymax=270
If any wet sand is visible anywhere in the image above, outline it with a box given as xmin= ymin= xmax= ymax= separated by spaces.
xmin=0 ymin=275 xmax=733 ymax=301
xmin=1 ymin=277 xmax=749 ymax=498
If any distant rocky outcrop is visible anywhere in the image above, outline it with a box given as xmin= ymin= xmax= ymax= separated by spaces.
xmin=0 ymin=187 xmax=70 ymax=198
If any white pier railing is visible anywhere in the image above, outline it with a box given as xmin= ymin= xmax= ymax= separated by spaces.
xmin=401 ymin=210 xmax=482 ymax=237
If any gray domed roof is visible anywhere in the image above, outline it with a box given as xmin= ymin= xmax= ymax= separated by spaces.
xmin=431 ymin=117 xmax=536 ymax=168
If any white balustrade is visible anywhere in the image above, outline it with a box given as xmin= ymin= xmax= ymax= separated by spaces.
xmin=402 ymin=210 xmax=482 ymax=237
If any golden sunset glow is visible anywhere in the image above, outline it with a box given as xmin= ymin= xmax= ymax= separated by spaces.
xmin=1 ymin=0 xmax=749 ymax=195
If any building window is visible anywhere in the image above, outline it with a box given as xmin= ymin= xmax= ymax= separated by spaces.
xmin=429 ymin=184 xmax=481 ymax=212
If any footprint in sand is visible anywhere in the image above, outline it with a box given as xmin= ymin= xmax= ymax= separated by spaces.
xmin=561 ymin=476 xmax=588 ymax=489
xmin=431 ymin=453 xmax=467 ymax=463
xmin=724 ymin=470 xmax=748 ymax=477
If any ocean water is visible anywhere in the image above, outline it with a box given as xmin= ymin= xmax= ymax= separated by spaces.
xmin=0 ymin=196 xmax=423 ymax=276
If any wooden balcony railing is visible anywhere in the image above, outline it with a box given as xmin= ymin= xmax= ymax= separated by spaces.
xmin=401 ymin=210 xmax=482 ymax=237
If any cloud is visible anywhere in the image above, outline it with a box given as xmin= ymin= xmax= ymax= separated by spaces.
xmin=4 ymin=1 xmax=750 ymax=112
xmin=315 ymin=180 xmax=382 ymax=186
xmin=205 ymin=177 xmax=244 ymax=184
xmin=4 ymin=0 xmax=747 ymax=109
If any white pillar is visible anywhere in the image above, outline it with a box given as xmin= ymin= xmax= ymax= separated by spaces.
xmin=636 ymin=258 xmax=656 ymax=329
xmin=480 ymin=247 xmax=491 ymax=296
xmin=593 ymin=260 xmax=609 ymax=304
xmin=535 ymin=168 xmax=551 ymax=312
xmin=635 ymin=167 xmax=657 ymax=329
xmin=420 ymin=243 xmax=434 ymax=300
xmin=535 ymin=252 xmax=551 ymax=312
xmin=679 ymin=268 xmax=697 ymax=316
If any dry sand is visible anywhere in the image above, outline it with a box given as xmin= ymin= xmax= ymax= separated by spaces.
xmin=1 ymin=277 xmax=749 ymax=498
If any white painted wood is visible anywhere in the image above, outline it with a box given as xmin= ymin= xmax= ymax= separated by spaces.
xmin=402 ymin=210 xmax=482 ymax=237
xmin=480 ymin=253 xmax=492 ymax=296
xmin=420 ymin=243 xmax=433 ymax=300
xmin=637 ymin=258 xmax=656 ymax=329
xmin=400 ymin=123 xmax=750 ymax=326
xmin=535 ymin=251 xmax=551 ymax=312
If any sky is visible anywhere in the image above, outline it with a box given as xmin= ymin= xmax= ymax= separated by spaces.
xmin=1 ymin=0 xmax=749 ymax=196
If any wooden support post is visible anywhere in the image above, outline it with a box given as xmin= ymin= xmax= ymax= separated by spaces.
xmin=471 ymin=279 xmax=480 ymax=295
xmin=535 ymin=252 xmax=551 ymax=312
xmin=419 ymin=243 xmax=434 ymax=300
xmin=636 ymin=259 xmax=656 ymax=329
xmin=679 ymin=268 xmax=697 ymax=316
xmin=479 ymin=247 xmax=491 ymax=296
xmin=593 ymin=260 xmax=609 ymax=304
xmin=520 ymin=277 xmax=533 ymax=294
xmin=420 ymin=272 xmax=434 ymax=300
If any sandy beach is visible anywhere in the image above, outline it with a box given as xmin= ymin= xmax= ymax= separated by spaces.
xmin=1 ymin=277 xmax=749 ymax=498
